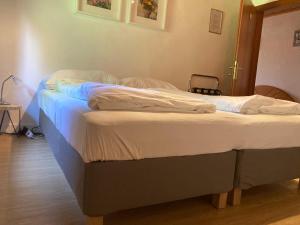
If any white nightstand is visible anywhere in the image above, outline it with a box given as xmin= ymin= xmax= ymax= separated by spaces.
xmin=0 ymin=104 xmax=22 ymax=134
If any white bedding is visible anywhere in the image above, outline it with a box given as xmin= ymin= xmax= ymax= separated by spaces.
xmin=199 ymin=95 xmax=300 ymax=115
xmin=39 ymin=90 xmax=300 ymax=163
xmin=153 ymin=89 xmax=300 ymax=115
xmin=88 ymin=83 xmax=215 ymax=113
xmin=56 ymin=82 xmax=216 ymax=113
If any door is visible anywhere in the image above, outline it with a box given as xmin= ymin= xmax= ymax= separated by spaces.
xmin=228 ymin=0 xmax=264 ymax=96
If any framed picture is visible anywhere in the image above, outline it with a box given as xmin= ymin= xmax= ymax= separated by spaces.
xmin=126 ymin=0 xmax=168 ymax=30
xmin=294 ymin=30 xmax=300 ymax=47
xmin=76 ymin=0 xmax=122 ymax=21
xmin=209 ymin=9 xmax=224 ymax=35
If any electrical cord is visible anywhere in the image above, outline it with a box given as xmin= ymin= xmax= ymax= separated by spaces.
xmin=20 ymin=126 xmax=44 ymax=139
xmin=30 ymin=126 xmax=45 ymax=137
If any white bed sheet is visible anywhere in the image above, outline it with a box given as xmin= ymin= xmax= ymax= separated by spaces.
xmin=39 ymin=90 xmax=300 ymax=163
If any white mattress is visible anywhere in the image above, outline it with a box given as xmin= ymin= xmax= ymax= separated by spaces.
xmin=39 ymin=90 xmax=300 ymax=163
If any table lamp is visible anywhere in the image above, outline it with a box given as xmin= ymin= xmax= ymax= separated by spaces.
xmin=0 ymin=75 xmax=17 ymax=105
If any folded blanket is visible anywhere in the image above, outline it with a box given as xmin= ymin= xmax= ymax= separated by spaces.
xmin=199 ymin=95 xmax=300 ymax=115
xmin=57 ymin=82 xmax=216 ymax=113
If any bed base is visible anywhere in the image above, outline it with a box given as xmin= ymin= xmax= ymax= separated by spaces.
xmin=85 ymin=191 xmax=228 ymax=225
xmin=40 ymin=110 xmax=236 ymax=222
xmin=212 ymin=192 xmax=228 ymax=209
xmin=228 ymin=187 xmax=242 ymax=206
xmin=87 ymin=216 xmax=103 ymax=225
xmin=231 ymin=149 xmax=300 ymax=206
xmin=86 ymin=192 xmax=228 ymax=225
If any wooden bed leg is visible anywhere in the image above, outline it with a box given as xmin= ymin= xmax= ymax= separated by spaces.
xmin=212 ymin=192 xmax=228 ymax=209
xmin=229 ymin=188 xmax=242 ymax=206
xmin=86 ymin=216 xmax=104 ymax=225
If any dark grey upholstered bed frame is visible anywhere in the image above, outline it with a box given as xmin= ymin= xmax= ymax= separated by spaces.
xmin=230 ymin=148 xmax=300 ymax=206
xmin=235 ymin=149 xmax=300 ymax=190
xmin=40 ymin=109 xmax=300 ymax=224
xmin=40 ymin=110 xmax=237 ymax=223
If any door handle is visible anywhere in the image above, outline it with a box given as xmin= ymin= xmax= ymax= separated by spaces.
xmin=233 ymin=67 xmax=238 ymax=80
xmin=228 ymin=61 xmax=242 ymax=80
xmin=229 ymin=67 xmax=243 ymax=70
xmin=229 ymin=60 xmax=239 ymax=80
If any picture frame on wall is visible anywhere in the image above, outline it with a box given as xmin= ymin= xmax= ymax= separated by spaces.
xmin=76 ymin=0 xmax=123 ymax=21
xmin=294 ymin=30 xmax=300 ymax=47
xmin=209 ymin=9 xmax=224 ymax=35
xmin=126 ymin=0 xmax=168 ymax=30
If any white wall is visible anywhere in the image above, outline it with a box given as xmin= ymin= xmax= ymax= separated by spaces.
xmin=252 ymin=0 xmax=276 ymax=6
xmin=256 ymin=10 xmax=300 ymax=102
xmin=0 ymin=0 xmax=240 ymax=126
xmin=0 ymin=0 xmax=28 ymax=131
xmin=0 ymin=1 xmax=18 ymax=77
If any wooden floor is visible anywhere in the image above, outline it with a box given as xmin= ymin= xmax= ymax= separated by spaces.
xmin=2 ymin=136 xmax=300 ymax=225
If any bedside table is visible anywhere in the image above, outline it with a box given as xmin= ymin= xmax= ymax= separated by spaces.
xmin=0 ymin=104 xmax=21 ymax=134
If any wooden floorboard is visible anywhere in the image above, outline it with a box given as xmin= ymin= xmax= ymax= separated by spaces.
xmin=1 ymin=135 xmax=300 ymax=225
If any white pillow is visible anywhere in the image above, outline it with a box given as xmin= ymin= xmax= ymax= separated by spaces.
xmin=55 ymin=78 xmax=87 ymax=89
xmin=46 ymin=70 xmax=119 ymax=90
xmin=120 ymin=77 xmax=178 ymax=90
xmin=56 ymin=80 xmax=86 ymax=100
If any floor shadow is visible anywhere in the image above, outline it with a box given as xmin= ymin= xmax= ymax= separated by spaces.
xmin=21 ymin=81 xmax=45 ymax=128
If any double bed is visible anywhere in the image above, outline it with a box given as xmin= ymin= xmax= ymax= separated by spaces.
xmin=39 ymin=87 xmax=300 ymax=225
xmin=39 ymin=89 xmax=238 ymax=225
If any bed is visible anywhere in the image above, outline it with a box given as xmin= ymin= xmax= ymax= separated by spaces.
xmin=230 ymin=86 xmax=300 ymax=206
xmin=39 ymin=86 xmax=300 ymax=225
xmin=39 ymin=90 xmax=238 ymax=225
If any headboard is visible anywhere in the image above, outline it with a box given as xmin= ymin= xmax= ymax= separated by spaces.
xmin=255 ymin=85 xmax=295 ymax=102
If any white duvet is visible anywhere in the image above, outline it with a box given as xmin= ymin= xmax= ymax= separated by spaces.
xmin=154 ymin=89 xmax=300 ymax=115
xmin=56 ymin=81 xmax=300 ymax=115
xmin=198 ymin=95 xmax=300 ymax=115
xmin=58 ymin=82 xmax=216 ymax=113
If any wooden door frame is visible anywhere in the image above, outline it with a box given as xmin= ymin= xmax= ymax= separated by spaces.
xmin=247 ymin=0 xmax=300 ymax=95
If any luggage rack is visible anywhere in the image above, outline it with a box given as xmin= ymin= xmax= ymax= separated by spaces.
xmin=188 ymin=74 xmax=222 ymax=96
